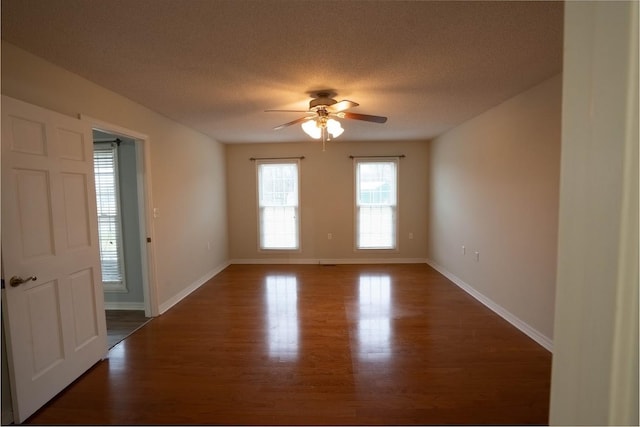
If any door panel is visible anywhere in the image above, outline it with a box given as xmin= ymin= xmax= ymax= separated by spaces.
xmin=25 ymin=281 xmax=65 ymax=376
xmin=2 ymin=96 xmax=107 ymax=422
xmin=15 ymin=169 xmax=55 ymax=257
xmin=69 ymin=268 xmax=100 ymax=349
xmin=61 ymin=173 xmax=92 ymax=249
xmin=57 ymin=128 xmax=86 ymax=161
xmin=8 ymin=117 xmax=47 ymax=155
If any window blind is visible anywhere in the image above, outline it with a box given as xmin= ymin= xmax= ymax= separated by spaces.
xmin=93 ymin=145 xmax=125 ymax=285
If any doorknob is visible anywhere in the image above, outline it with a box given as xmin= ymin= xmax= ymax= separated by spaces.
xmin=9 ymin=276 xmax=37 ymax=287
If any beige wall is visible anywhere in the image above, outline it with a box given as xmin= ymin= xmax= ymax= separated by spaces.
xmin=427 ymin=74 xmax=562 ymax=343
xmin=550 ymin=2 xmax=638 ymax=425
xmin=1 ymin=41 xmax=229 ymax=308
xmin=227 ymin=140 xmax=429 ymax=262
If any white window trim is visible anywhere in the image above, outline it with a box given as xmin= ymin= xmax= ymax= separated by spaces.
xmin=353 ymin=157 xmax=400 ymax=252
xmin=255 ymin=159 xmax=302 ymax=252
xmin=94 ymin=142 xmax=128 ymax=292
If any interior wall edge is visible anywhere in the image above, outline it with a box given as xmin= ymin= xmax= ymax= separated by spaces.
xmin=158 ymin=261 xmax=231 ymax=315
xmin=427 ymin=73 xmax=561 ymax=341
xmin=426 ymin=259 xmax=553 ymax=352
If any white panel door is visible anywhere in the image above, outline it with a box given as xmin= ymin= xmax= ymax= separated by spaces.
xmin=1 ymin=96 xmax=107 ymax=422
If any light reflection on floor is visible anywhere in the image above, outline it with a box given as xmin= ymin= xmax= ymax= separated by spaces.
xmin=265 ymin=275 xmax=299 ymax=360
xmin=107 ymin=340 xmax=127 ymax=374
xmin=358 ymin=274 xmax=392 ymax=360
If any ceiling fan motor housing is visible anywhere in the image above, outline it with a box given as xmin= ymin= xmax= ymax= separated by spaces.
xmin=309 ymin=93 xmax=337 ymax=110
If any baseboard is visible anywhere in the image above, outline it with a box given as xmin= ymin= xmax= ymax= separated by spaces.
xmin=426 ymin=259 xmax=554 ymax=352
xmin=103 ymin=302 xmax=145 ymax=311
xmin=229 ymin=258 xmax=428 ymax=265
xmin=159 ymin=261 xmax=230 ymax=315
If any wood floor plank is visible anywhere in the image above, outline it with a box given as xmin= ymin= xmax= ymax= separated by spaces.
xmin=105 ymin=310 xmax=150 ymax=349
xmin=25 ymin=264 xmax=552 ymax=425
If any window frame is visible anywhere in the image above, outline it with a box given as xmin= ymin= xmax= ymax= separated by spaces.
xmin=93 ymin=142 xmax=128 ymax=292
xmin=255 ymin=159 xmax=301 ymax=252
xmin=353 ymin=157 xmax=399 ymax=251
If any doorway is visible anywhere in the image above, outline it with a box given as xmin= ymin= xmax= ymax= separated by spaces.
xmin=87 ymin=120 xmax=159 ymax=347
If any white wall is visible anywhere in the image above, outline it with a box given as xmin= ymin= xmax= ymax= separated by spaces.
xmin=549 ymin=2 xmax=638 ymax=425
xmin=427 ymin=74 xmax=562 ymax=346
xmin=1 ymin=41 xmax=229 ymax=312
xmin=226 ymin=140 xmax=429 ymax=263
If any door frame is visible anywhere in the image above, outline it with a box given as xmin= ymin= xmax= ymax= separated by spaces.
xmin=80 ymin=114 xmax=159 ymax=317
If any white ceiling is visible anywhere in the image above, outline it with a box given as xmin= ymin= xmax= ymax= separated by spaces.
xmin=1 ymin=0 xmax=563 ymax=144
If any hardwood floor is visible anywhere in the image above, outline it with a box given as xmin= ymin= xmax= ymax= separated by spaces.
xmin=105 ymin=310 xmax=151 ymax=349
xmin=25 ymin=264 xmax=552 ymax=425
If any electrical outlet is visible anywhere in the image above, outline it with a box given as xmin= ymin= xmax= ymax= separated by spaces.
xmin=408 ymin=232 xmax=414 ymax=240
xmin=327 ymin=233 xmax=332 ymax=240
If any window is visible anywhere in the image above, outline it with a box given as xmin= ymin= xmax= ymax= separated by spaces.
xmin=355 ymin=159 xmax=398 ymax=250
xmin=93 ymin=143 xmax=126 ymax=291
xmin=257 ymin=161 xmax=300 ymax=250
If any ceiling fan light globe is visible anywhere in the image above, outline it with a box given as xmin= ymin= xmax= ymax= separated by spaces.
xmin=301 ymin=120 xmax=322 ymax=139
xmin=330 ymin=127 xmax=344 ymax=138
xmin=326 ymin=119 xmax=344 ymax=138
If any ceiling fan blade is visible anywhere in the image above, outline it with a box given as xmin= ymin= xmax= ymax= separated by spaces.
xmin=327 ymin=100 xmax=359 ymax=113
xmin=340 ymin=112 xmax=388 ymax=123
xmin=273 ymin=116 xmax=313 ymax=131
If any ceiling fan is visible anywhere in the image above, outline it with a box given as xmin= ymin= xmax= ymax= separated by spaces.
xmin=265 ymin=91 xmax=388 ymax=150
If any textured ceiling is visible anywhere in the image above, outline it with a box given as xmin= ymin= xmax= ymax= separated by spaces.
xmin=1 ymin=0 xmax=563 ymax=144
